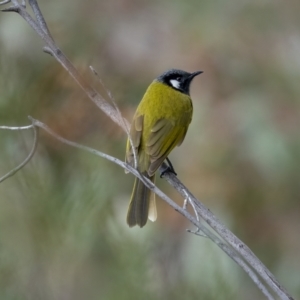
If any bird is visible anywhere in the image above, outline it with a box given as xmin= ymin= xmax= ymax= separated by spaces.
xmin=125 ymin=69 xmax=202 ymax=227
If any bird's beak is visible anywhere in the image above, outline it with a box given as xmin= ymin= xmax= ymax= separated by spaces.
xmin=189 ymin=71 xmax=203 ymax=79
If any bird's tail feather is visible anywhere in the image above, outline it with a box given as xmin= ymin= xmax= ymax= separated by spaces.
xmin=126 ymin=173 xmax=156 ymax=227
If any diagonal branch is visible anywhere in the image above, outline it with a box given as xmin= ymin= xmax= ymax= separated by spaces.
xmin=29 ymin=117 xmax=274 ymax=300
xmin=89 ymin=65 xmax=137 ymax=169
xmin=28 ymin=0 xmax=52 ymax=40
xmin=163 ymin=173 xmax=294 ymax=300
xmin=0 ymin=0 xmax=11 ymax=5
xmin=2 ymin=0 xmax=126 ymax=129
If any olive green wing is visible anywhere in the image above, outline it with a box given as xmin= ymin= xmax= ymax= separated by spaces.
xmin=176 ymin=126 xmax=189 ymax=147
xmin=146 ymin=118 xmax=188 ymax=176
xmin=125 ymin=114 xmax=157 ymax=224
xmin=125 ymin=115 xmax=144 ymax=170
xmin=176 ymin=109 xmax=192 ymax=147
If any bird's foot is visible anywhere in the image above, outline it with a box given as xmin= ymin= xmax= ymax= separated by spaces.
xmin=159 ymin=157 xmax=177 ymax=178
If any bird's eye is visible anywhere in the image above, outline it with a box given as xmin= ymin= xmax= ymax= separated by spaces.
xmin=176 ymin=77 xmax=181 ymax=81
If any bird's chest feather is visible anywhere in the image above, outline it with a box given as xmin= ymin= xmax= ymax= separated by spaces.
xmin=138 ymin=82 xmax=193 ymax=126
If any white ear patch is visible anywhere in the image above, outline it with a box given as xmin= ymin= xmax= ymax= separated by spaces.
xmin=170 ymin=79 xmax=181 ymax=89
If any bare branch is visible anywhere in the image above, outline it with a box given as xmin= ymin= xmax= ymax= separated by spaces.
xmin=28 ymin=117 xmax=127 ymax=173
xmin=89 ymin=65 xmax=138 ymax=169
xmin=183 ymin=189 xmax=199 ymax=222
xmin=28 ymin=0 xmax=53 ymax=40
xmin=0 ymin=125 xmax=34 ymax=130
xmin=89 ymin=65 xmax=126 ymax=127
xmin=3 ymin=1 xmax=128 ymax=129
xmin=218 ymin=242 xmax=275 ymax=300
xmin=163 ymin=173 xmax=293 ymax=300
xmin=25 ymin=120 xmax=216 ymax=224
xmin=0 ymin=0 xmax=10 ymax=5
xmin=43 ymin=46 xmax=53 ymax=56
xmin=28 ymin=117 xmax=275 ymax=300
xmin=0 ymin=3 xmax=295 ymax=300
xmin=1 ymin=5 xmax=19 ymax=12
xmin=0 ymin=123 xmax=38 ymax=183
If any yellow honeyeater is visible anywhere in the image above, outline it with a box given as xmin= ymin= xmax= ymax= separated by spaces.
xmin=125 ymin=69 xmax=202 ymax=227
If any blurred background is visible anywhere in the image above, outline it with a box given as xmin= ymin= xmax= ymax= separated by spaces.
xmin=0 ymin=0 xmax=300 ymax=299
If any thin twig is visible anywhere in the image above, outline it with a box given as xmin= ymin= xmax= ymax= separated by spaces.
xmin=0 ymin=0 xmax=11 ymax=5
xmin=28 ymin=0 xmax=53 ymax=40
xmin=0 ymin=123 xmax=38 ymax=183
xmin=183 ymin=189 xmax=199 ymax=221
xmin=0 ymin=125 xmax=34 ymax=130
xmin=187 ymin=228 xmax=207 ymax=238
xmin=89 ymin=65 xmax=137 ymax=169
xmin=27 ymin=117 xmax=149 ymax=190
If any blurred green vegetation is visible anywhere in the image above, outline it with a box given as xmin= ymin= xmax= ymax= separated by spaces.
xmin=0 ymin=0 xmax=300 ymax=299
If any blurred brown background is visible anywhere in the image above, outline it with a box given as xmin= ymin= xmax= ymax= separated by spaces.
xmin=0 ymin=0 xmax=300 ymax=299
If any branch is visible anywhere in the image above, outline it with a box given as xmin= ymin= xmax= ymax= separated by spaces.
xmin=0 ymin=125 xmax=34 ymax=130
xmin=2 ymin=0 xmax=127 ymax=129
xmin=0 ymin=1 xmax=295 ymax=300
xmin=28 ymin=117 xmax=278 ymax=300
xmin=0 ymin=123 xmax=38 ymax=183
xmin=0 ymin=0 xmax=11 ymax=6
xmin=164 ymin=173 xmax=293 ymax=300
xmin=28 ymin=0 xmax=52 ymax=40
xmin=89 ymin=65 xmax=138 ymax=169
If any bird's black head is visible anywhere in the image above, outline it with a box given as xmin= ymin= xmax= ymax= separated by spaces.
xmin=156 ymin=69 xmax=203 ymax=95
